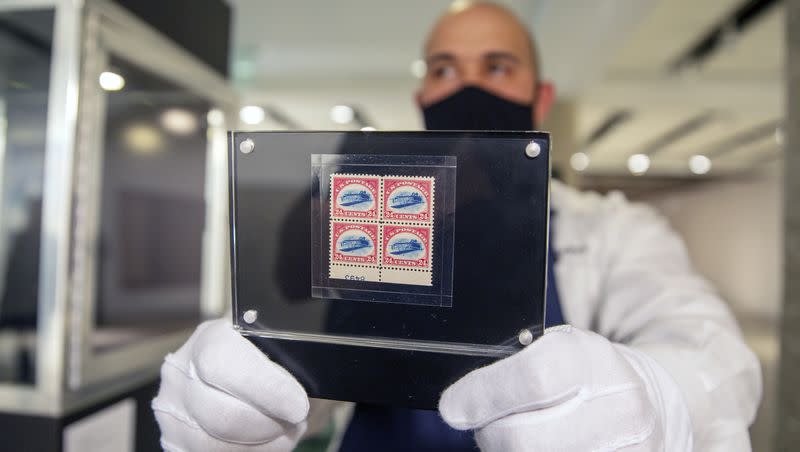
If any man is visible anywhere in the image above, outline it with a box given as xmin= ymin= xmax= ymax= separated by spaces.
xmin=152 ymin=2 xmax=762 ymax=451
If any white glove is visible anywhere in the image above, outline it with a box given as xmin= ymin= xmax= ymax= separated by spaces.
xmin=439 ymin=325 xmax=694 ymax=451
xmin=152 ymin=319 xmax=310 ymax=452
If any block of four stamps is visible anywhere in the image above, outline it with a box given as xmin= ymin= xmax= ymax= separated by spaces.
xmin=329 ymin=174 xmax=434 ymax=286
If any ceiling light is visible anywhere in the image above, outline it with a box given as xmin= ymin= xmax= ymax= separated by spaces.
xmin=410 ymin=59 xmax=427 ymax=79
xmin=99 ymin=71 xmax=125 ymax=91
xmin=123 ymin=123 xmax=162 ymax=154
xmin=689 ymin=155 xmax=712 ymax=175
xmin=570 ymin=152 xmax=590 ymax=172
xmin=207 ymin=108 xmax=225 ymax=127
xmin=775 ymin=126 xmax=784 ymax=146
xmin=449 ymin=0 xmax=472 ymax=12
xmin=239 ymin=106 xmax=265 ymax=125
xmin=330 ymin=105 xmax=354 ymax=124
xmin=160 ymin=108 xmax=198 ymax=135
xmin=627 ymin=154 xmax=650 ymax=175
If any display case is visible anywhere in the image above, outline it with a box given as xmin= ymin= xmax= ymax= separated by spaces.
xmin=0 ymin=5 xmax=53 ymax=388
xmin=0 ymin=0 xmax=234 ymax=424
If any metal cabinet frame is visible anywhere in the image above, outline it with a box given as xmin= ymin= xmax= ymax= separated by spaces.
xmin=0 ymin=0 xmax=236 ymax=416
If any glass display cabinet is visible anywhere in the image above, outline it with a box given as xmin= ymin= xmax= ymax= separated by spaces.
xmin=0 ymin=0 xmax=234 ymax=427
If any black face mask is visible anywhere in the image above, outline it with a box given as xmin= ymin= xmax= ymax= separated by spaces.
xmin=422 ymin=85 xmax=535 ymax=131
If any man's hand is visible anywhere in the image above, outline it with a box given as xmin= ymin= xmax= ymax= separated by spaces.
xmin=152 ymin=319 xmax=309 ymax=452
xmin=439 ymin=326 xmax=693 ymax=451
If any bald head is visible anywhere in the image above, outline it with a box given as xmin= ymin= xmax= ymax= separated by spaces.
xmin=415 ymin=1 xmax=554 ymax=125
xmin=425 ymin=2 xmax=539 ymax=78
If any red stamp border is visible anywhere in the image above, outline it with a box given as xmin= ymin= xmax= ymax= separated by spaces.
xmin=382 ymin=178 xmax=433 ymax=223
xmin=331 ymin=221 xmax=379 ymax=266
xmin=331 ymin=175 xmax=380 ymax=220
xmin=382 ymin=224 xmax=432 ymax=269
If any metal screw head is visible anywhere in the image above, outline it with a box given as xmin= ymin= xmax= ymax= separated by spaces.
xmin=525 ymin=141 xmax=541 ymax=158
xmin=518 ymin=329 xmax=533 ymax=346
xmin=243 ymin=309 xmax=258 ymax=324
xmin=239 ymin=138 xmax=255 ymax=154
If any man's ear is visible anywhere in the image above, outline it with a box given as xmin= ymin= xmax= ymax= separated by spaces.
xmin=414 ymin=90 xmax=425 ymax=109
xmin=533 ymin=81 xmax=555 ymax=127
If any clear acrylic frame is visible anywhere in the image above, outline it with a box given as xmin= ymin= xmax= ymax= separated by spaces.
xmin=230 ymin=131 xmax=550 ymax=358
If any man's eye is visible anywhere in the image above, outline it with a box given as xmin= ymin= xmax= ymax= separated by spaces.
xmin=488 ymin=63 xmax=510 ymax=76
xmin=432 ymin=65 xmax=457 ymax=79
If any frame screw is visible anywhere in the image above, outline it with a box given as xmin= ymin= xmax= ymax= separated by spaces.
xmin=240 ymin=138 xmax=255 ymax=154
xmin=518 ymin=329 xmax=533 ymax=345
xmin=243 ymin=309 xmax=258 ymax=324
xmin=525 ymin=141 xmax=541 ymax=158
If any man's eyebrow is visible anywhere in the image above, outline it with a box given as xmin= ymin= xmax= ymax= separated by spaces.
xmin=483 ymin=51 xmax=522 ymax=63
xmin=425 ymin=52 xmax=457 ymax=65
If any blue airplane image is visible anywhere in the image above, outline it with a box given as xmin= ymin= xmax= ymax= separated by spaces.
xmin=340 ymin=236 xmax=371 ymax=252
xmin=339 ymin=190 xmax=372 ymax=206
xmin=389 ymin=239 xmax=423 ymax=255
xmin=390 ymin=192 xmax=424 ymax=209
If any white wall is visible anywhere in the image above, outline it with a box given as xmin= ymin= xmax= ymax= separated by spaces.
xmin=639 ymin=162 xmax=782 ymax=451
xmin=643 ymin=161 xmax=783 ymax=319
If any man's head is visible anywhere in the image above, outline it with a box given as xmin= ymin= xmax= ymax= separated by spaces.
xmin=416 ymin=1 xmax=555 ymax=128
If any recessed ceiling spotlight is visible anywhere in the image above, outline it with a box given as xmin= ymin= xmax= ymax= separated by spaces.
xmin=239 ymin=106 xmax=265 ymax=125
xmin=775 ymin=126 xmax=784 ymax=146
xmin=688 ymin=155 xmax=712 ymax=175
xmin=627 ymin=154 xmax=650 ymax=175
xmin=410 ymin=59 xmax=427 ymax=79
xmin=160 ymin=108 xmax=198 ymax=135
xmin=99 ymin=71 xmax=125 ymax=91
xmin=570 ymin=152 xmax=590 ymax=172
xmin=330 ymin=105 xmax=355 ymax=124
xmin=207 ymin=108 xmax=225 ymax=127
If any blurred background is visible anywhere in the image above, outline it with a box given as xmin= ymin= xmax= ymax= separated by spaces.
xmin=231 ymin=3 xmax=784 ymax=447
xmin=0 ymin=0 xmax=792 ymax=450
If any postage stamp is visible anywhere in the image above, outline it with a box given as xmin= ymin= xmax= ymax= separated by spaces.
xmin=382 ymin=224 xmax=432 ymax=269
xmin=331 ymin=221 xmax=379 ymax=266
xmin=331 ymin=175 xmax=380 ymax=220
xmin=382 ymin=177 xmax=433 ymax=223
